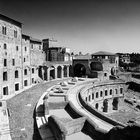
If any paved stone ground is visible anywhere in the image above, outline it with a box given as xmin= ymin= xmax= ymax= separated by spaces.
xmin=7 ymin=79 xmax=68 ymax=140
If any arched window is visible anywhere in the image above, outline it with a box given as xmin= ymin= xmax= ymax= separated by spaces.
xmin=89 ymin=95 xmax=91 ymax=102
xmin=24 ymin=69 xmax=27 ymax=75
xmin=115 ymin=89 xmax=118 ymax=94
xmin=96 ymin=92 xmax=98 ymax=98
xmin=120 ymin=88 xmax=123 ymax=94
xmin=105 ymin=90 xmax=108 ymax=96
xmin=100 ymin=91 xmax=103 ymax=97
xmin=110 ymin=89 xmax=113 ymax=95
xmin=92 ymin=93 xmax=94 ymax=99
xmin=4 ymin=43 xmax=7 ymax=49
xmin=15 ymin=70 xmax=18 ymax=78
xmin=95 ymin=103 xmax=99 ymax=109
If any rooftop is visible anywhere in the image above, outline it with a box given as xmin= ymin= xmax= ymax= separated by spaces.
xmin=92 ymin=51 xmax=116 ymax=56
xmin=30 ymin=37 xmax=42 ymax=44
xmin=74 ymin=54 xmax=91 ymax=60
xmin=0 ymin=14 xmax=22 ymax=28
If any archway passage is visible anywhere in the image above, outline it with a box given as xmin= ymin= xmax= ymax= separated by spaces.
xmin=50 ymin=66 xmax=55 ymax=80
xmin=38 ymin=66 xmax=43 ymax=79
xmin=69 ymin=65 xmax=73 ymax=77
xmin=63 ymin=66 xmax=67 ymax=77
xmin=74 ymin=64 xmax=86 ymax=77
xmin=112 ymin=97 xmax=119 ymax=110
xmin=90 ymin=62 xmax=103 ymax=71
xmin=103 ymin=99 xmax=108 ymax=112
xmin=57 ymin=66 xmax=62 ymax=78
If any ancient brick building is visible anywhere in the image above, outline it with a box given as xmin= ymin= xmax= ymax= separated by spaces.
xmin=0 ymin=14 xmax=46 ymax=99
xmin=73 ymin=51 xmax=119 ymax=80
xmin=0 ymin=14 xmax=72 ymax=99
xmin=0 ymin=14 xmax=22 ymax=98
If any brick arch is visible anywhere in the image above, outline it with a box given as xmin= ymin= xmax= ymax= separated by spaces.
xmin=74 ymin=63 xmax=86 ymax=77
xmin=69 ymin=65 xmax=73 ymax=77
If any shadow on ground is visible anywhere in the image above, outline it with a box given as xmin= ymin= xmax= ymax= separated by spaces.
xmin=33 ymin=109 xmax=42 ymax=140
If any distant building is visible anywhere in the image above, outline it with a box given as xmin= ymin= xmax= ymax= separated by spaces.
xmin=118 ymin=53 xmax=131 ymax=64
xmin=91 ymin=51 xmax=119 ymax=80
xmin=73 ymin=51 xmax=119 ymax=80
xmin=43 ymin=38 xmax=72 ymax=62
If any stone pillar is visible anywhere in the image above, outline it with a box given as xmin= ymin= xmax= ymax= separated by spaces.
xmin=61 ymin=66 xmax=64 ymax=79
xmin=55 ymin=66 xmax=57 ymax=79
xmin=67 ymin=66 xmax=69 ymax=77
xmin=43 ymin=94 xmax=49 ymax=115
xmin=41 ymin=67 xmax=45 ymax=80
xmin=47 ymin=67 xmax=50 ymax=81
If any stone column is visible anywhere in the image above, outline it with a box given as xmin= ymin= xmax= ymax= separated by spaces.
xmin=41 ymin=67 xmax=45 ymax=80
xmin=55 ymin=66 xmax=57 ymax=79
xmin=47 ymin=67 xmax=50 ymax=81
xmin=67 ymin=66 xmax=69 ymax=77
xmin=61 ymin=66 xmax=64 ymax=79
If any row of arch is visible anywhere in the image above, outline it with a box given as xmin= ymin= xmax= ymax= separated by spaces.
xmin=84 ymin=84 xmax=125 ymax=113
xmin=85 ymin=87 xmax=123 ymax=102
xmin=95 ymin=97 xmax=119 ymax=113
xmin=38 ymin=65 xmax=73 ymax=81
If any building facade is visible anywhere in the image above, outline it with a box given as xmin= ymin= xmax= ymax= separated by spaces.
xmin=0 ymin=14 xmax=46 ymax=99
xmin=0 ymin=14 xmax=72 ymax=99
xmin=43 ymin=38 xmax=72 ymax=62
xmin=30 ymin=38 xmax=46 ymax=84
xmin=73 ymin=51 xmax=119 ymax=80
xmin=0 ymin=14 xmax=22 ymax=98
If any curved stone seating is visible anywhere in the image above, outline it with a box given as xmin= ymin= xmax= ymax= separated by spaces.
xmin=48 ymin=115 xmax=87 ymax=140
xmin=71 ymin=77 xmax=78 ymax=82
xmin=60 ymin=81 xmax=68 ymax=86
xmin=53 ymin=87 xmax=64 ymax=93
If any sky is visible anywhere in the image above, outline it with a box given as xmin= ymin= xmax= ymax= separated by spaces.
xmin=1 ymin=0 xmax=140 ymax=54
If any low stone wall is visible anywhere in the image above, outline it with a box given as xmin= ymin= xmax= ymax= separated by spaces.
xmin=48 ymin=115 xmax=66 ymax=140
xmin=48 ymin=115 xmax=87 ymax=140
xmin=65 ymin=101 xmax=107 ymax=140
xmin=65 ymin=102 xmax=83 ymax=118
